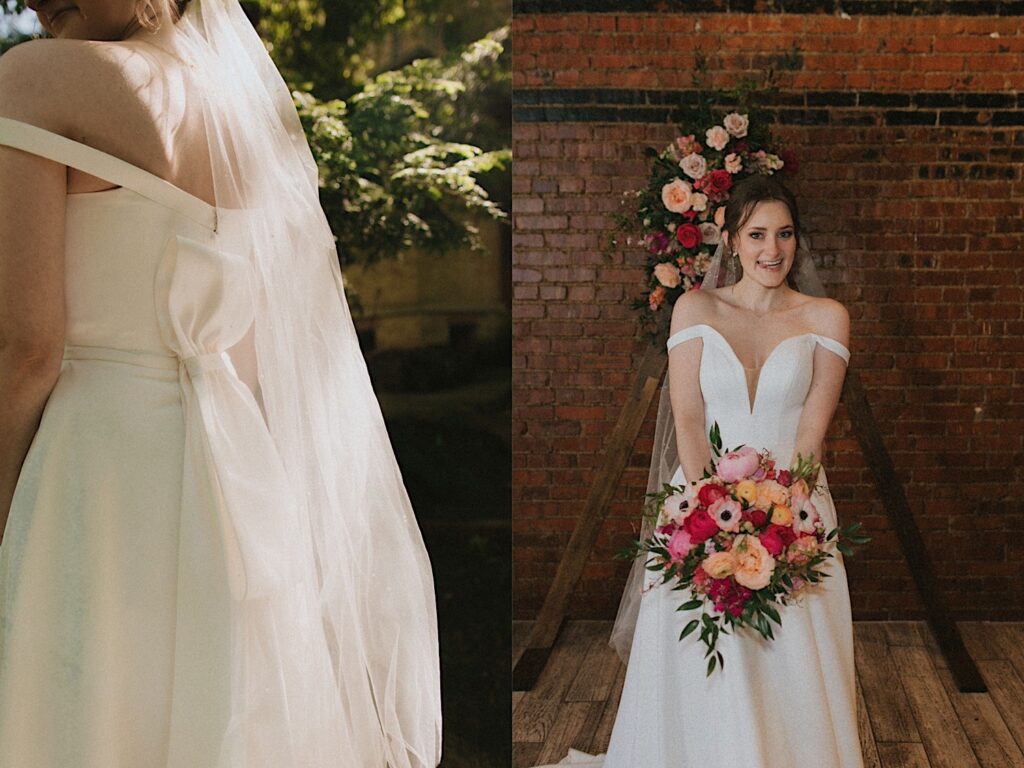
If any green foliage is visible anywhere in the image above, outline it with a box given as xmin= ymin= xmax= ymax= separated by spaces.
xmin=295 ymin=27 xmax=509 ymax=266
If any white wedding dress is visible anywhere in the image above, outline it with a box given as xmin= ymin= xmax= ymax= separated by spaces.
xmin=541 ymin=322 xmax=863 ymax=768
xmin=0 ymin=118 xmax=440 ymax=767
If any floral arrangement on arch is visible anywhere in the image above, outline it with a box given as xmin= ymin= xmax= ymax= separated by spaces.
xmin=623 ymin=110 xmax=797 ymax=337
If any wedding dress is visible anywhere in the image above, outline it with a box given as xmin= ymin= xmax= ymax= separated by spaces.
xmin=538 ymin=321 xmax=863 ymax=768
xmin=0 ymin=16 xmax=441 ymax=762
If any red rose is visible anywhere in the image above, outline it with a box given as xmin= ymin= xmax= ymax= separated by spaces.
xmin=683 ymin=508 xmax=719 ymax=544
xmin=759 ymin=528 xmax=785 ymax=557
xmin=708 ymin=169 xmax=733 ymax=193
xmin=675 ymin=223 xmax=702 ymax=249
xmin=697 ymin=483 xmax=727 ymax=507
xmin=777 ymin=469 xmax=792 ymax=486
xmin=772 ymin=524 xmax=798 ymax=547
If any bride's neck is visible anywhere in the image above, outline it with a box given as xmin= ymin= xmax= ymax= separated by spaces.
xmin=728 ymin=278 xmax=793 ymax=316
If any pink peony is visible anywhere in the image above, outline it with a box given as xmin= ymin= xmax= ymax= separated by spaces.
xmin=705 ymin=125 xmax=730 ymax=151
xmin=653 ymin=261 xmax=681 ymax=289
xmin=667 ymin=527 xmax=695 ymax=562
xmin=709 ymin=497 xmax=742 ymax=533
xmin=661 ymin=178 xmax=694 ymax=214
xmin=683 ymin=508 xmax=720 ymax=544
xmin=716 ymin=446 xmax=760 ymax=483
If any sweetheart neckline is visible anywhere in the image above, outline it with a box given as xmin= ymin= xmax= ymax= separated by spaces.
xmin=672 ymin=323 xmax=829 ymax=415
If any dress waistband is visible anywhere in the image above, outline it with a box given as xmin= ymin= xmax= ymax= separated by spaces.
xmin=63 ymin=344 xmax=234 ymax=377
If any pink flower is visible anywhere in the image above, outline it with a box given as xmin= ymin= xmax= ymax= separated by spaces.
xmin=667 ymin=527 xmax=695 ymax=562
xmin=697 ymin=482 xmax=727 ymax=508
xmin=793 ymin=497 xmax=820 ymax=535
xmin=683 ymin=508 xmax=720 ymax=544
xmin=653 ymin=261 xmax=681 ymax=289
xmin=709 ymin=497 xmax=742 ymax=533
xmin=679 ymin=152 xmax=708 ymax=180
xmin=723 ymin=112 xmax=749 ymax=138
xmin=648 ymin=285 xmax=667 ymax=311
xmin=716 ymin=446 xmax=760 ymax=483
xmin=675 ymin=223 xmax=702 ymax=249
xmin=661 ymin=178 xmax=694 ymax=214
xmin=724 ymin=152 xmax=743 ymax=174
xmin=646 ymin=231 xmax=670 ymax=254
xmin=777 ymin=469 xmax=792 ymax=486
xmin=675 ymin=134 xmax=702 ymax=155
xmin=758 ymin=527 xmax=785 ymax=557
xmin=698 ymin=222 xmax=721 ymax=245
xmin=705 ymin=125 xmax=730 ymax=151
xmin=786 ymin=535 xmax=820 ymax=566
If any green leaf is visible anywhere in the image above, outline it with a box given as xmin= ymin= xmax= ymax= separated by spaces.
xmin=679 ymin=599 xmax=703 ymax=611
xmin=680 ymin=619 xmax=700 ymax=640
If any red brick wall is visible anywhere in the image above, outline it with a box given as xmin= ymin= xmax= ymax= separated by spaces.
xmin=512 ymin=12 xmax=1024 ymax=621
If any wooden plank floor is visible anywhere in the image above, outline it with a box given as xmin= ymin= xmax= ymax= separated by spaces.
xmin=512 ymin=620 xmax=1024 ymax=768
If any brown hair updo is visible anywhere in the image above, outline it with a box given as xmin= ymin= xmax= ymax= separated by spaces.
xmin=722 ymin=174 xmax=801 ymax=254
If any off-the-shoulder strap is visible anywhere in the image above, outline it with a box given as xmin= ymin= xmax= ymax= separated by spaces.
xmin=0 ymin=116 xmax=216 ymax=231
xmin=812 ymin=334 xmax=851 ymax=364
xmin=666 ymin=323 xmax=709 ymax=352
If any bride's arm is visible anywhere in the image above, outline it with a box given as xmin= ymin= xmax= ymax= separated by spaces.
xmin=793 ymin=298 xmax=850 ymax=468
xmin=668 ymin=292 xmax=712 ymax=482
xmin=0 ymin=52 xmax=68 ymax=535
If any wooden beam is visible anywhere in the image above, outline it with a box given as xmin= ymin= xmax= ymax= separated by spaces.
xmin=513 ymin=344 xmax=667 ymax=691
xmin=843 ymin=371 xmax=986 ymax=693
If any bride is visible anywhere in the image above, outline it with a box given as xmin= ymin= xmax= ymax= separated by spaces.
xmin=0 ymin=1 xmax=440 ymax=766
xmin=545 ymin=174 xmax=863 ymax=767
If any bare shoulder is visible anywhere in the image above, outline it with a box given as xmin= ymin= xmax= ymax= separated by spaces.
xmin=0 ymin=39 xmax=153 ymax=132
xmin=800 ymin=296 xmax=849 ymax=345
xmin=669 ymin=286 xmax=716 ymax=335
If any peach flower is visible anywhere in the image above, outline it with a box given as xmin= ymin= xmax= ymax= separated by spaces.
xmin=755 ymin=479 xmax=790 ymax=510
xmin=705 ymin=125 xmax=730 ymax=151
xmin=649 ymin=285 xmax=667 ymax=311
xmin=769 ymin=504 xmax=793 ymax=526
xmin=732 ymin=534 xmax=776 ymax=590
xmin=661 ymin=179 xmax=694 ymax=214
xmin=702 ymin=550 xmax=738 ymax=579
xmin=653 ymin=262 xmax=681 ymax=289
xmin=713 ymin=205 xmax=726 ymax=228
xmin=724 ymin=152 xmax=743 ymax=174
xmin=689 ymin=192 xmax=709 ymax=212
xmin=698 ymin=222 xmax=721 ymax=245
xmin=787 ymin=535 xmax=820 ymax=566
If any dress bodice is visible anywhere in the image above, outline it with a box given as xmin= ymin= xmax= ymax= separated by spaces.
xmin=666 ymin=323 xmax=850 ymax=473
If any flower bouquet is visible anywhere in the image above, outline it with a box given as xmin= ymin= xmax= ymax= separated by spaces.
xmin=621 ymin=423 xmax=868 ymax=676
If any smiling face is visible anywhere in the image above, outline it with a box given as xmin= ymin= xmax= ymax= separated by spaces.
xmin=27 ymin=0 xmax=155 ymax=40
xmin=727 ymin=200 xmax=798 ymax=289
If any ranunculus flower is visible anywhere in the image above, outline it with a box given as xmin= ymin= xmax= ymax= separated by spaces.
xmin=756 ymin=480 xmax=790 ymax=509
xmin=705 ymin=125 xmax=730 ymax=151
xmin=697 ymin=483 xmax=727 ymax=508
xmin=769 ymin=504 xmax=793 ymax=526
xmin=709 ymin=497 xmax=742 ymax=533
xmin=683 ymin=508 xmax=720 ymax=544
xmin=724 ymin=152 xmax=743 ymax=174
xmin=702 ymin=550 xmax=738 ymax=579
xmin=679 ymin=152 xmax=707 ymax=180
xmin=698 ymin=222 xmax=721 ymax=245
xmin=661 ymin=492 xmax=691 ymax=525
xmin=734 ymin=479 xmax=757 ymax=505
xmin=675 ymin=223 xmax=702 ymax=249
xmin=653 ymin=261 xmax=681 ymax=289
xmin=648 ymin=285 xmax=666 ymax=311
xmin=758 ymin=527 xmax=785 ymax=557
xmin=793 ymin=497 xmax=820 ymax=535
xmin=716 ymin=446 xmax=760 ymax=483
xmin=787 ymin=535 xmax=820 ymax=565
xmin=732 ymin=534 xmax=776 ymax=590
xmin=723 ymin=112 xmax=749 ymax=138
xmin=667 ymin=527 xmax=695 ymax=562
xmin=661 ymin=178 xmax=694 ymax=213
